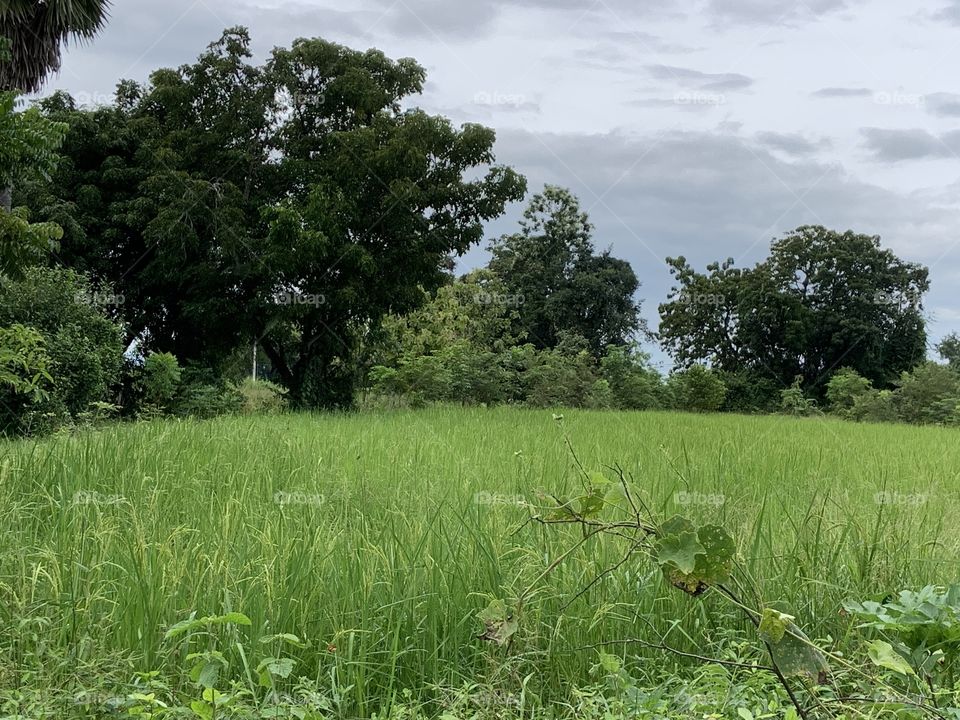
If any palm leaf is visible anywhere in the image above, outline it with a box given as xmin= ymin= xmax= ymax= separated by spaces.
xmin=0 ymin=0 xmax=111 ymax=93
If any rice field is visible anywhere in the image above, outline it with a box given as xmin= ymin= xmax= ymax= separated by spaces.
xmin=1 ymin=407 xmax=958 ymax=716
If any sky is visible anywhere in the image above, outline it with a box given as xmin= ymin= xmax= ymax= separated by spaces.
xmin=46 ymin=0 xmax=960 ymax=369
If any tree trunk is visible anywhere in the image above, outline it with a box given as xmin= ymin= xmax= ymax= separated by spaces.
xmin=1 ymin=185 xmax=11 ymax=213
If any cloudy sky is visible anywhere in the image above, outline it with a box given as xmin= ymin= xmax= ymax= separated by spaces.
xmin=48 ymin=0 xmax=960 ymax=367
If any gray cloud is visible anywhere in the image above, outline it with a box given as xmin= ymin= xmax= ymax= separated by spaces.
xmin=372 ymin=0 xmax=499 ymax=39
xmin=934 ymin=0 xmax=960 ymax=24
xmin=861 ymin=128 xmax=960 ymax=162
xmin=468 ymin=128 xmax=960 ymax=358
xmin=925 ymin=92 xmax=960 ymax=117
xmin=755 ymin=131 xmax=831 ymax=156
xmin=646 ymin=64 xmax=753 ymax=91
xmin=707 ymin=0 xmax=856 ymax=25
xmin=812 ymin=87 xmax=872 ymax=98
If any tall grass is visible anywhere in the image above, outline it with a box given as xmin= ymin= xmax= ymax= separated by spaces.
xmin=1 ymin=407 xmax=957 ymax=712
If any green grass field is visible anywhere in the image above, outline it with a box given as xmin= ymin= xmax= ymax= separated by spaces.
xmin=2 ymin=407 xmax=958 ymax=716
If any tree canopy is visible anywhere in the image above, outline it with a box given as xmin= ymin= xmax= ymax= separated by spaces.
xmin=488 ymin=185 xmax=642 ymax=358
xmin=21 ymin=27 xmax=525 ymax=407
xmin=658 ymin=226 xmax=929 ymax=393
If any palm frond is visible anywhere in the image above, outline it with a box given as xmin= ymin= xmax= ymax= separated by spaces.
xmin=0 ymin=0 xmax=111 ymax=93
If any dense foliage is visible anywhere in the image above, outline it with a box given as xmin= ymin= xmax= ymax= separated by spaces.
xmin=658 ymin=226 xmax=929 ymax=395
xmin=20 ymin=28 xmax=524 ymax=408
xmin=3 ymin=24 xmax=960 ymax=432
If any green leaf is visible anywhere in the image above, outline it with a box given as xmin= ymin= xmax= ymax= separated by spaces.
xmin=260 ymin=633 xmax=306 ymax=648
xmin=189 ymin=700 xmax=212 ymax=720
xmin=764 ymin=621 xmax=829 ymax=683
xmin=867 ymin=640 xmax=916 ymax=677
xmin=759 ymin=609 xmax=795 ymax=644
xmin=477 ymin=599 xmax=519 ymax=646
xmin=577 ymin=486 xmax=606 ymax=518
xmin=656 ymin=528 xmax=704 ymax=574
xmin=655 ymin=518 xmax=735 ymax=595
xmin=196 ymin=661 xmax=221 ymax=689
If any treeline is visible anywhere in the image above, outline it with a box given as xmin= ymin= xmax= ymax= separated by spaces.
xmin=2 ymin=26 xmax=960 ymax=435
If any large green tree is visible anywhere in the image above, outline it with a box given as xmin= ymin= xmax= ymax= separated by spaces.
xmin=22 ymin=28 xmax=525 ymax=407
xmin=488 ymin=185 xmax=642 ymax=358
xmin=658 ymin=226 xmax=929 ymax=393
xmin=0 ymin=0 xmax=110 ymax=211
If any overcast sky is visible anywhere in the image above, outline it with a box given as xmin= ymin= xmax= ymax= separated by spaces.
xmin=47 ymin=0 xmax=960 ymax=368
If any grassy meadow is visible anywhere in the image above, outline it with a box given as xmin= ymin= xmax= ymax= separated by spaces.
xmin=1 ymin=407 xmax=958 ymax=716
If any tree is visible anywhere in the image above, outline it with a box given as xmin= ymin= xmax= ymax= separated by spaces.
xmin=22 ymin=28 xmax=525 ymax=408
xmin=0 ymin=0 xmax=111 ymax=93
xmin=0 ymin=90 xmax=66 ymax=270
xmin=0 ymin=2 xmax=110 ymax=211
xmin=488 ymin=186 xmax=641 ymax=358
xmin=938 ymin=332 xmax=960 ymax=371
xmin=659 ymin=226 xmax=929 ymax=396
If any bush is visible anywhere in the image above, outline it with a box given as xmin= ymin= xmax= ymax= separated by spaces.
xmin=851 ymin=389 xmax=898 ymax=423
xmin=717 ymin=370 xmax=781 ymax=414
xmin=825 ymin=368 xmax=872 ymax=418
xmin=173 ymin=365 xmax=242 ymax=419
xmin=0 ymin=324 xmax=54 ymax=435
xmin=779 ymin=378 xmax=820 ymax=416
xmin=176 ymin=382 xmax=242 ymax=419
xmin=237 ymin=378 xmax=288 ymax=415
xmin=140 ymin=352 xmax=182 ymax=416
xmin=668 ymin=365 xmax=727 ymax=413
xmin=894 ymin=362 xmax=960 ymax=425
xmin=0 ymin=267 xmax=124 ymax=432
xmin=524 ymin=345 xmax=598 ymax=408
xmin=600 ymin=345 xmax=667 ymax=410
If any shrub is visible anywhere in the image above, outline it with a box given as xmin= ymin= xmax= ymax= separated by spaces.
xmin=717 ymin=370 xmax=781 ymax=414
xmin=237 ymin=378 xmax=288 ymax=414
xmin=851 ymin=389 xmax=898 ymax=423
xmin=600 ymin=345 xmax=667 ymax=410
xmin=176 ymin=382 xmax=242 ymax=419
xmin=0 ymin=267 xmax=124 ymax=431
xmin=668 ymin=365 xmax=727 ymax=413
xmin=524 ymin=346 xmax=598 ymax=408
xmin=140 ymin=352 xmax=182 ymax=415
xmin=894 ymin=362 xmax=960 ymax=425
xmin=779 ymin=378 xmax=820 ymax=416
xmin=826 ymin=368 xmax=872 ymax=418
xmin=174 ymin=365 xmax=242 ymax=419
xmin=0 ymin=324 xmax=54 ymax=435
